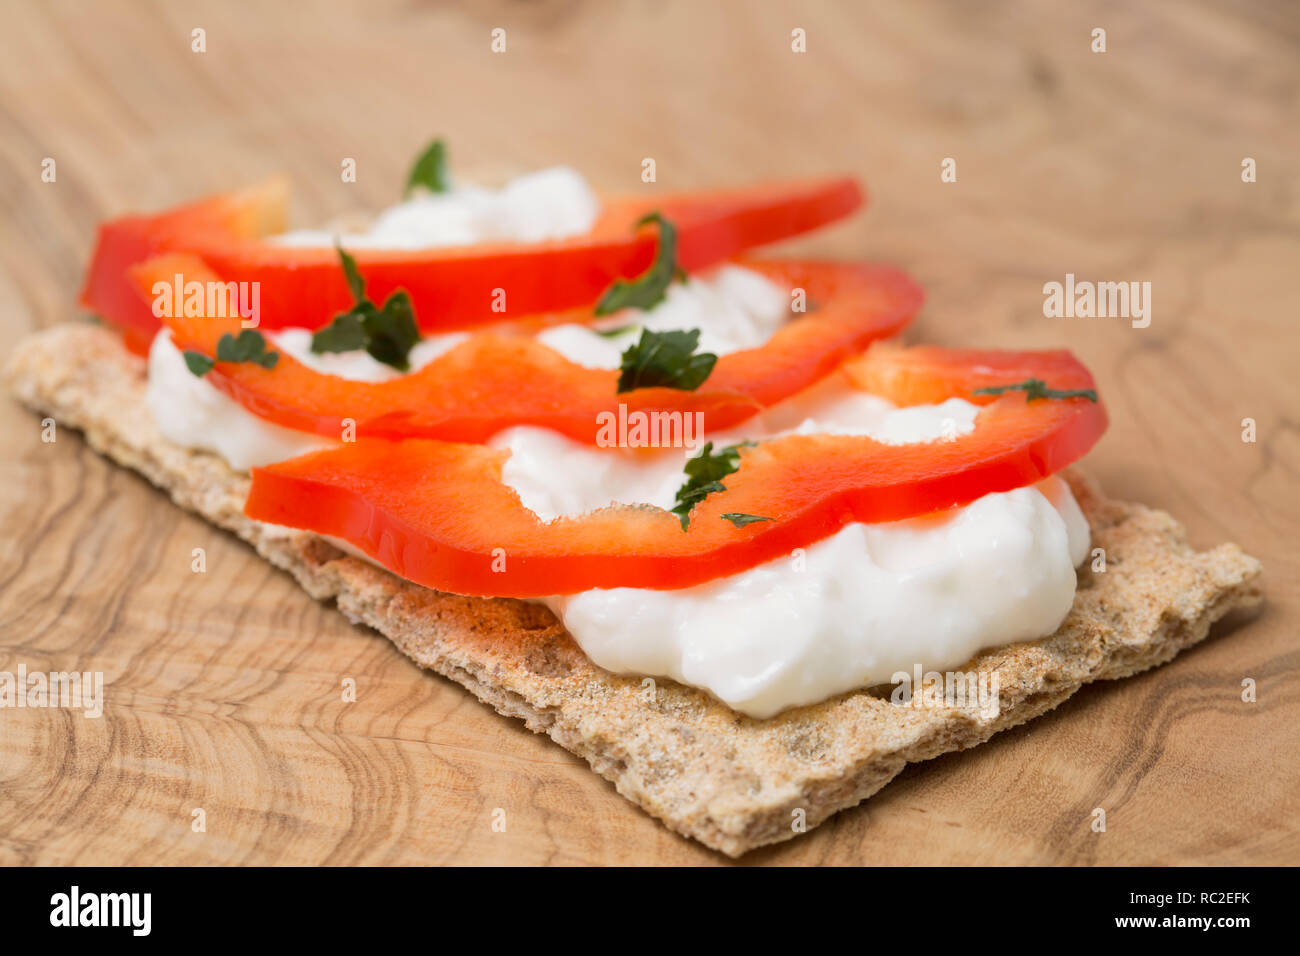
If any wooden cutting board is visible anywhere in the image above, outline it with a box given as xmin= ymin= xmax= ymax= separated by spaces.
xmin=1 ymin=0 xmax=1296 ymax=865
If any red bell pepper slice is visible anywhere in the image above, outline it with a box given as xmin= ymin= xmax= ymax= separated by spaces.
xmin=85 ymin=176 xmax=864 ymax=350
xmin=243 ymin=344 xmax=1107 ymax=597
xmin=132 ymin=253 xmax=921 ymax=444
xmin=80 ymin=180 xmax=288 ymax=355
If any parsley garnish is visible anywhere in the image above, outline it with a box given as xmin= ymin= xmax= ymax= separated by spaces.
xmin=972 ymin=378 xmax=1098 ymax=403
xmin=405 ymin=139 xmax=450 ymax=196
xmin=183 ymin=350 xmax=214 ymax=377
xmin=671 ymin=441 xmax=770 ymax=530
xmin=184 ymin=331 xmax=279 ymax=377
xmin=720 ymin=513 xmax=773 ymax=528
xmin=216 ymin=329 xmax=279 ymax=368
xmin=595 ymin=212 xmax=681 ymax=316
xmin=617 ymin=328 xmax=717 ymax=393
xmin=312 ymin=246 xmax=422 ymax=370
xmin=310 ymin=314 xmax=367 ymax=354
xmin=337 ymin=241 xmax=367 ymax=300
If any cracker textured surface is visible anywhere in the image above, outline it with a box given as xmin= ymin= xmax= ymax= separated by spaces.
xmin=6 ymin=323 xmax=1264 ymax=857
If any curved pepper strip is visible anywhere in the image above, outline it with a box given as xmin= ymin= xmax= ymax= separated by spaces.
xmin=84 ymin=176 xmax=864 ymax=350
xmin=131 ymin=254 xmax=922 ymax=444
xmin=243 ymin=344 xmax=1108 ymax=597
xmin=80 ymin=180 xmax=288 ymax=355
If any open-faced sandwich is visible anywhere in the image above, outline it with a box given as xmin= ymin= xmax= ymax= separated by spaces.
xmin=6 ymin=141 xmax=1262 ymax=856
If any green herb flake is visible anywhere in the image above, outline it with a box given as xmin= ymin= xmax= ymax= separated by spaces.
xmin=595 ymin=212 xmax=681 ymax=316
xmin=405 ymin=139 xmax=450 ymax=196
xmin=336 ymin=244 xmax=367 ymax=301
xmin=671 ymin=441 xmax=754 ymax=530
xmin=720 ymin=513 xmax=773 ymax=528
xmin=972 ymin=378 xmax=1098 ymax=403
xmin=359 ymin=290 xmax=420 ymax=370
xmin=182 ymin=350 xmax=214 ymax=377
xmin=312 ymin=246 xmax=422 ymax=370
xmin=617 ymin=328 xmax=717 ymax=393
xmin=311 ymin=313 xmax=368 ymax=354
xmin=214 ymin=329 xmax=279 ymax=369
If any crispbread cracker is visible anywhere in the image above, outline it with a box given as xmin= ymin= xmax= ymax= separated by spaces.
xmin=6 ymin=322 xmax=1264 ymax=856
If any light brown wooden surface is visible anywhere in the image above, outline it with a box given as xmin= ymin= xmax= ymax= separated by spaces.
xmin=0 ymin=0 xmax=1296 ymax=866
